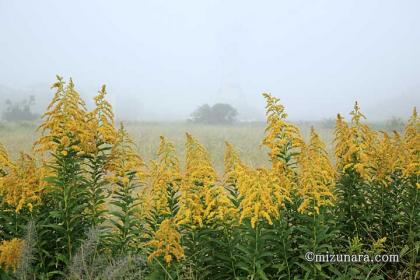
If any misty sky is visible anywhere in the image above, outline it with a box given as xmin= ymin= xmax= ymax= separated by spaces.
xmin=0 ymin=0 xmax=419 ymax=121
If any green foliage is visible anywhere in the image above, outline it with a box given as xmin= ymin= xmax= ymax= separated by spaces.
xmin=83 ymin=145 xmax=112 ymax=228
xmin=106 ymin=171 xmax=142 ymax=256
xmin=36 ymin=148 xmax=89 ymax=276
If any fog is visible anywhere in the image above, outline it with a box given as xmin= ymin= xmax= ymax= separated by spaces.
xmin=0 ymin=0 xmax=419 ymax=121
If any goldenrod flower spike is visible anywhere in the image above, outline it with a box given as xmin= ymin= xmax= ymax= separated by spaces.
xmin=35 ymin=76 xmax=91 ymax=156
xmin=177 ymin=133 xmax=214 ymax=227
xmin=262 ymin=93 xmax=304 ymax=173
xmin=401 ymin=107 xmax=419 ymax=177
xmin=223 ymin=141 xmax=241 ymax=186
xmin=367 ymin=132 xmax=404 ymax=184
xmin=297 ymin=127 xmax=335 ymax=214
xmin=92 ymin=85 xmax=117 ymax=145
xmin=147 ymin=136 xmax=181 ymax=217
xmin=157 ymin=136 xmax=180 ymax=176
xmin=0 ymin=238 xmax=25 ymax=272
xmin=184 ymin=133 xmax=217 ymax=185
xmin=0 ymin=152 xmax=42 ymax=213
xmin=334 ymin=103 xmax=376 ymax=180
xmin=106 ymin=123 xmax=146 ymax=184
xmin=236 ymin=164 xmax=287 ymax=228
xmin=147 ymin=218 xmax=184 ymax=264
xmin=177 ymin=134 xmax=235 ymax=227
xmin=350 ymin=101 xmax=366 ymax=124
xmin=0 ymin=143 xmax=13 ymax=176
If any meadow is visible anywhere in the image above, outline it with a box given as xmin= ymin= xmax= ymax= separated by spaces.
xmin=0 ymin=121 xmax=336 ymax=172
xmin=0 ymin=119 xmax=400 ymax=172
xmin=0 ymin=77 xmax=418 ymax=280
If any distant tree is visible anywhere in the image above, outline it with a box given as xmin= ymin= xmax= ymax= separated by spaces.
xmin=191 ymin=104 xmax=212 ymax=123
xmin=2 ymin=95 xmax=39 ymax=121
xmin=190 ymin=103 xmax=238 ymax=124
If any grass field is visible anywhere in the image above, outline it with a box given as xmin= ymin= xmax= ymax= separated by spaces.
xmin=0 ymin=120 xmax=403 ymax=173
xmin=0 ymin=120 xmax=337 ymax=172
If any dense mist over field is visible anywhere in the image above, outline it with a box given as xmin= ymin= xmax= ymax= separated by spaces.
xmin=0 ymin=0 xmax=419 ymax=121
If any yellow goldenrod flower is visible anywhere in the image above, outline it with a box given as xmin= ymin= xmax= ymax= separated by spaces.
xmin=147 ymin=136 xmax=181 ymax=217
xmin=92 ymin=85 xmax=118 ymax=145
xmin=60 ymin=135 xmax=71 ymax=147
xmin=34 ymin=77 xmax=117 ymax=159
xmin=184 ymin=133 xmax=217 ymax=186
xmin=262 ymin=93 xmax=304 ymax=173
xmin=368 ymin=132 xmax=401 ymax=184
xmin=147 ymin=218 xmax=184 ymax=264
xmin=297 ymin=127 xmax=335 ymax=214
xmin=35 ymin=76 xmax=91 ymax=157
xmin=0 ymin=152 xmax=42 ymax=213
xmin=176 ymin=133 xmax=216 ymax=228
xmin=334 ymin=102 xmax=376 ymax=180
xmin=176 ymin=134 xmax=235 ymax=227
xmin=223 ymin=141 xmax=241 ymax=187
xmin=0 ymin=143 xmax=13 ymax=177
xmin=202 ymin=185 xmax=237 ymax=224
xmin=106 ymin=123 xmax=146 ymax=186
xmin=401 ymin=107 xmax=419 ymax=177
xmin=236 ymin=164 xmax=288 ymax=228
xmin=122 ymin=177 xmax=129 ymax=185
xmin=0 ymin=238 xmax=25 ymax=272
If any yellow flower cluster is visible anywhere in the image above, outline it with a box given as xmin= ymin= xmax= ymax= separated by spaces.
xmin=35 ymin=76 xmax=92 ymax=156
xmin=0 ymin=238 xmax=24 ymax=272
xmin=335 ymin=104 xmax=418 ymax=184
xmin=223 ymin=141 xmax=241 ymax=187
xmin=297 ymin=128 xmax=335 ymax=214
xmin=201 ymin=185 xmax=237 ymax=224
xmin=368 ymin=132 xmax=402 ymax=184
xmin=177 ymin=134 xmax=234 ymax=227
xmin=90 ymin=85 xmax=117 ymax=145
xmin=0 ymin=143 xmax=11 ymax=176
xmin=176 ymin=133 xmax=216 ymax=227
xmin=334 ymin=102 xmax=376 ymax=180
xmin=401 ymin=108 xmax=419 ymax=178
xmin=147 ymin=136 xmax=181 ymax=216
xmin=147 ymin=218 xmax=184 ymax=264
xmin=0 ymin=150 xmax=41 ymax=213
xmin=106 ymin=124 xmax=146 ymax=186
xmin=36 ymin=77 xmax=119 ymax=161
xmin=262 ymin=93 xmax=304 ymax=172
xmin=236 ymin=164 xmax=288 ymax=228
xmin=184 ymin=133 xmax=217 ymax=186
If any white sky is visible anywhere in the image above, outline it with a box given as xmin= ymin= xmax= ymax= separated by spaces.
xmin=0 ymin=0 xmax=419 ymax=121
